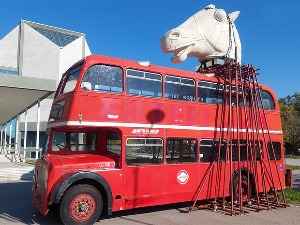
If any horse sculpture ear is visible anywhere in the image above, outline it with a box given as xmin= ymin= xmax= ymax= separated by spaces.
xmin=228 ymin=11 xmax=240 ymax=23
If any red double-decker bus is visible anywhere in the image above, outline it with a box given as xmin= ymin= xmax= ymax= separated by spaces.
xmin=33 ymin=55 xmax=287 ymax=225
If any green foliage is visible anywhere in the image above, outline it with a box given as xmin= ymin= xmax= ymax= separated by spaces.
xmin=285 ymin=154 xmax=300 ymax=159
xmin=283 ymin=189 xmax=300 ymax=206
xmin=285 ymin=164 xmax=300 ymax=170
xmin=279 ymin=92 xmax=300 ymax=155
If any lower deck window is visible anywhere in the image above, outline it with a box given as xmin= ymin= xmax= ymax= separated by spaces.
xmin=200 ymin=139 xmax=261 ymax=162
xmin=267 ymin=141 xmax=281 ymax=160
xmin=166 ymin=138 xmax=197 ymax=163
xmin=126 ymin=138 xmax=163 ymax=165
xmin=52 ymin=131 xmax=97 ymax=152
xmin=200 ymin=139 xmax=226 ymax=162
xmin=106 ymin=131 xmax=121 ymax=156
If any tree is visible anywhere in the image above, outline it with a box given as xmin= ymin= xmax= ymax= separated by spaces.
xmin=278 ymin=92 xmax=300 ymax=155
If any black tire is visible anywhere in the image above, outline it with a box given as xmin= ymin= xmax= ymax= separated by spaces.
xmin=233 ymin=175 xmax=252 ymax=202
xmin=59 ymin=184 xmax=103 ymax=225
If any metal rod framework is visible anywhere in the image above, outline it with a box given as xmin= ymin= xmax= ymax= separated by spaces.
xmin=190 ymin=61 xmax=288 ymax=215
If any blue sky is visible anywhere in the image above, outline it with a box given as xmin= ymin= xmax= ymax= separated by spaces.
xmin=1 ymin=0 xmax=299 ymax=98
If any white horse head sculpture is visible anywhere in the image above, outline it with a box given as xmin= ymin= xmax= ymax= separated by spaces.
xmin=160 ymin=4 xmax=241 ymax=64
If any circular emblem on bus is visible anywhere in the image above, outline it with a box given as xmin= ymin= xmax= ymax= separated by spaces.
xmin=177 ymin=170 xmax=189 ymax=184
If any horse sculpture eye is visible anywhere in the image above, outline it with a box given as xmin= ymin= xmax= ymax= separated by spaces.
xmin=171 ymin=32 xmax=180 ymax=38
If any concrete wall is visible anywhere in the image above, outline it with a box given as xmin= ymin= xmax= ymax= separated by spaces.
xmin=22 ymin=24 xmax=60 ymax=80
xmin=1 ymin=20 xmax=91 ymax=135
xmin=0 ymin=27 xmax=19 ymax=69
xmin=59 ymin=36 xmax=91 ymax=78
xmin=19 ymin=98 xmax=53 ymax=125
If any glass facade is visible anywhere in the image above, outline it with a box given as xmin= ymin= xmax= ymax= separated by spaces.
xmin=20 ymin=131 xmax=47 ymax=148
xmin=0 ymin=69 xmax=19 ymax=76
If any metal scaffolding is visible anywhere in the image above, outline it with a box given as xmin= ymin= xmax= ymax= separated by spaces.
xmin=190 ymin=61 xmax=288 ymax=215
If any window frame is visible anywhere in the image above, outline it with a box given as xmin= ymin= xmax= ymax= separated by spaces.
xmin=126 ymin=137 xmax=163 ymax=165
xmin=198 ymin=80 xmax=224 ymax=104
xmin=81 ymin=64 xmax=123 ymax=94
xmin=267 ymin=141 xmax=281 ymax=160
xmin=62 ymin=64 xmax=83 ymax=94
xmin=126 ymin=69 xmax=162 ymax=98
xmin=51 ymin=131 xmax=98 ymax=153
xmin=166 ymin=138 xmax=198 ymax=164
xmin=164 ymin=75 xmax=196 ymax=101
xmin=106 ymin=131 xmax=121 ymax=157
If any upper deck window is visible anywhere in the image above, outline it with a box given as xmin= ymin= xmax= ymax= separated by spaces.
xmin=81 ymin=64 xmax=123 ymax=93
xmin=198 ymin=81 xmax=223 ymax=104
xmin=126 ymin=69 xmax=162 ymax=98
xmin=165 ymin=75 xmax=196 ymax=101
xmin=259 ymin=90 xmax=275 ymax=110
xmin=62 ymin=64 xmax=83 ymax=94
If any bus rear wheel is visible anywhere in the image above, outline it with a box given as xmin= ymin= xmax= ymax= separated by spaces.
xmin=233 ymin=175 xmax=252 ymax=203
xmin=59 ymin=184 xmax=103 ymax=225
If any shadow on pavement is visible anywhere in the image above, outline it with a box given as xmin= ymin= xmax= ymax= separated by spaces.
xmin=20 ymin=169 xmax=34 ymax=181
xmin=0 ymin=181 xmax=62 ymax=225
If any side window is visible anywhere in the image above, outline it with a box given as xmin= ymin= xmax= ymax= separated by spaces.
xmin=126 ymin=138 xmax=163 ymax=165
xmin=106 ymin=132 xmax=121 ymax=156
xmin=232 ymin=139 xmax=252 ymax=162
xmin=226 ymin=85 xmax=249 ymax=107
xmin=259 ymin=90 xmax=275 ymax=110
xmin=62 ymin=64 xmax=83 ymax=94
xmin=69 ymin=132 xmax=97 ymax=151
xmin=200 ymin=139 xmax=226 ymax=162
xmin=166 ymin=138 xmax=197 ymax=163
xmin=51 ymin=131 xmax=97 ymax=152
xmin=200 ymin=139 xmax=262 ymax=163
xmin=267 ymin=141 xmax=281 ymax=160
xmin=198 ymin=81 xmax=223 ymax=104
xmin=81 ymin=64 xmax=123 ymax=93
xmin=126 ymin=69 xmax=162 ymax=98
xmin=165 ymin=75 xmax=195 ymax=101
xmin=55 ymin=74 xmax=67 ymax=98
xmin=52 ymin=132 xmax=66 ymax=151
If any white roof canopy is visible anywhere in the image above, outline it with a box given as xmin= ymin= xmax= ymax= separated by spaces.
xmin=0 ymin=74 xmax=56 ymax=125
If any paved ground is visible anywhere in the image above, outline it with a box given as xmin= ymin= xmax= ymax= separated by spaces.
xmin=0 ymin=181 xmax=300 ymax=225
xmin=0 ymin=155 xmax=33 ymax=181
xmin=285 ymin=158 xmax=300 ymax=166
xmin=0 ymin=156 xmax=300 ymax=224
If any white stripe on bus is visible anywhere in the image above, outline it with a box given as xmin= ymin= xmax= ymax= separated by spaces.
xmin=48 ymin=121 xmax=283 ymax=135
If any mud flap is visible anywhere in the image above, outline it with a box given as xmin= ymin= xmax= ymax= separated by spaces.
xmin=285 ymin=168 xmax=292 ymax=188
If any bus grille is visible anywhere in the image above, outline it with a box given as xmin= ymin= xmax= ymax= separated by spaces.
xmin=36 ymin=165 xmax=48 ymax=192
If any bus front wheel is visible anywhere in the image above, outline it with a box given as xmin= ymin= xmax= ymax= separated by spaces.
xmin=59 ymin=184 xmax=103 ymax=225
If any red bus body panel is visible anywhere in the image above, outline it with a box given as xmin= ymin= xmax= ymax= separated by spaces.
xmin=33 ymin=55 xmax=286 ymax=216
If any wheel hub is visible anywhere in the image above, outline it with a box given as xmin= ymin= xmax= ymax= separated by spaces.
xmin=70 ymin=194 xmax=96 ymax=222
xmin=79 ymin=202 xmax=88 ymax=212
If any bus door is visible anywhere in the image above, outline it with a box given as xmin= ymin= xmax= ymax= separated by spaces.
xmin=164 ymin=138 xmax=200 ymax=203
xmin=123 ymin=137 xmax=165 ymax=208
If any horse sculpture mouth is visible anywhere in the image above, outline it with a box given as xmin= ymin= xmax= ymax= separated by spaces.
xmin=170 ymin=45 xmax=193 ymax=64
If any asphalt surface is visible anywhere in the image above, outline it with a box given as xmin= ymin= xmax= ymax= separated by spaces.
xmin=0 ymin=181 xmax=300 ymax=225
xmin=0 ymin=157 xmax=299 ymax=225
